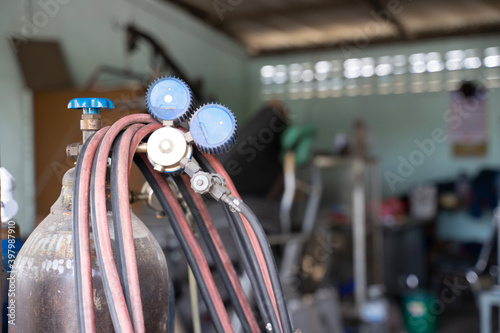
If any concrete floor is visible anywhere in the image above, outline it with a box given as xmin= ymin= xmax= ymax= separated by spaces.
xmin=344 ymin=296 xmax=482 ymax=333
xmin=438 ymin=297 xmax=481 ymax=333
xmin=396 ymin=295 xmax=483 ymax=333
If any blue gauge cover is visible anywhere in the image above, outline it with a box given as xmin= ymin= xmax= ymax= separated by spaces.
xmin=190 ymin=103 xmax=237 ymax=155
xmin=146 ymin=76 xmax=193 ymax=122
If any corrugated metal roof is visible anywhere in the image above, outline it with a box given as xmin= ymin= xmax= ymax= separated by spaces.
xmin=164 ymin=0 xmax=500 ymax=55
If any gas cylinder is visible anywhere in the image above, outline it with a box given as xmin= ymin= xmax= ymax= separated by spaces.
xmin=10 ymin=168 xmax=169 ymax=332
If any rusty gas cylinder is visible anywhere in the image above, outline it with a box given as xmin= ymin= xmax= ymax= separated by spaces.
xmin=10 ymin=168 xmax=169 ymax=332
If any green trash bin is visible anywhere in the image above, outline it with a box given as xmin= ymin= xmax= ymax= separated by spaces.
xmin=402 ymin=290 xmax=439 ymax=333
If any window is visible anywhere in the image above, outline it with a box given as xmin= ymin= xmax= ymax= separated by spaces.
xmin=259 ymin=46 xmax=497 ymax=99
xmin=315 ymin=61 xmax=331 ymax=81
xmin=375 ymin=56 xmax=392 ymax=76
xmin=288 ymin=63 xmax=302 ymax=83
xmin=409 ymin=53 xmax=426 ymax=74
xmin=344 ymin=58 xmax=362 ymax=79
xmin=393 ymin=55 xmax=407 ymax=75
xmin=463 ymin=49 xmax=481 ymax=69
xmin=426 ymin=52 xmax=444 ymax=72
xmin=260 ymin=65 xmax=275 ymax=85
xmin=445 ymin=50 xmax=465 ymax=71
xmin=361 ymin=57 xmax=375 ymax=77
xmin=484 ymin=47 xmax=500 ymax=68
xmin=273 ymin=65 xmax=288 ymax=84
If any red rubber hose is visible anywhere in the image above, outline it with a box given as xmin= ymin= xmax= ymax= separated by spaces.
xmin=113 ymin=123 xmax=146 ymax=333
xmin=75 ymin=126 xmax=109 ymax=333
xmin=128 ymin=122 xmax=163 ymax=173
xmin=92 ymin=114 xmax=155 ymax=332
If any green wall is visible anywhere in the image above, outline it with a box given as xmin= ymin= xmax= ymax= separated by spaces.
xmin=246 ymin=35 xmax=500 ymax=197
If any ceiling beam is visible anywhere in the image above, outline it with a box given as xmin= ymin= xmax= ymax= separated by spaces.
xmin=161 ymin=0 xmax=241 ymax=42
xmin=250 ymin=26 xmax=500 ymax=56
xmin=164 ymin=0 xmax=211 ymax=20
xmin=211 ymin=0 xmax=355 ymax=25
xmin=365 ymin=0 xmax=408 ymax=39
xmin=161 ymin=0 xmax=500 ymax=57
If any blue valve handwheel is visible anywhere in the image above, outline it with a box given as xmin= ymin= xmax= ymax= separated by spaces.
xmin=189 ymin=103 xmax=237 ymax=155
xmin=146 ymin=76 xmax=193 ymax=122
xmin=67 ymin=98 xmax=114 ymax=114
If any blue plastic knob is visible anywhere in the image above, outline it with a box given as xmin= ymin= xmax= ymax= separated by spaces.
xmin=189 ymin=103 xmax=237 ymax=155
xmin=67 ymin=98 xmax=114 ymax=114
xmin=146 ymin=76 xmax=193 ymax=122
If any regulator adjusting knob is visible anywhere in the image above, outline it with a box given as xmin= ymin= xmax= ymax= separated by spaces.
xmin=146 ymin=76 xmax=193 ymax=122
xmin=189 ymin=103 xmax=237 ymax=155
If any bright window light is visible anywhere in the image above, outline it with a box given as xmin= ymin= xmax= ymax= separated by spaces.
xmin=302 ymin=69 xmax=315 ymax=82
xmin=464 ymin=49 xmax=481 ymax=69
xmin=445 ymin=50 xmax=465 ymax=71
xmin=484 ymin=47 xmax=500 ymax=68
xmin=260 ymin=65 xmax=275 ymax=84
xmin=344 ymin=58 xmax=362 ymax=79
xmin=485 ymin=56 xmax=500 ymax=68
xmin=361 ymin=57 xmax=375 ymax=77
xmin=426 ymin=52 xmax=444 ymax=73
xmin=260 ymin=65 xmax=275 ymax=78
xmin=464 ymin=58 xmax=481 ymax=69
xmin=409 ymin=53 xmax=426 ymax=74
xmin=393 ymin=55 xmax=407 ymax=75
xmin=273 ymin=65 xmax=288 ymax=84
xmin=315 ymin=61 xmax=331 ymax=81
xmin=289 ymin=63 xmax=303 ymax=83
xmin=375 ymin=56 xmax=392 ymax=76
xmin=315 ymin=61 xmax=331 ymax=73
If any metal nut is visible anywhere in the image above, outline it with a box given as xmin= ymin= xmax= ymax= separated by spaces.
xmin=191 ymin=173 xmax=211 ymax=194
xmin=66 ymin=143 xmax=81 ymax=159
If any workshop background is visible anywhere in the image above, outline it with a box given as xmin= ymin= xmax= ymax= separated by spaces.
xmin=1 ymin=0 xmax=500 ymax=332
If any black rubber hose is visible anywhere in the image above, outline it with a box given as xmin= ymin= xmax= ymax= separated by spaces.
xmin=193 ymin=151 xmax=281 ymax=332
xmin=224 ymin=204 xmax=281 ymax=332
xmin=133 ymin=154 xmax=228 ymax=333
xmin=172 ymin=177 xmax=255 ymax=332
xmin=73 ymin=134 xmax=93 ymax=333
xmin=110 ymin=132 xmax=132 ymax=317
xmin=237 ymin=201 xmax=292 ymax=333
xmin=222 ymin=207 xmax=270 ymax=326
